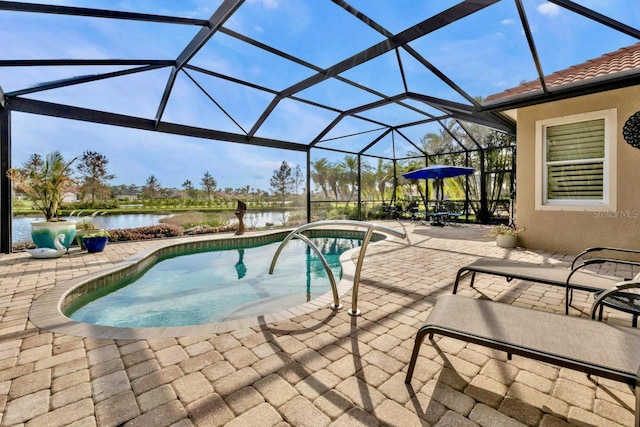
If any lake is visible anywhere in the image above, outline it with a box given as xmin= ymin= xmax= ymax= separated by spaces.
xmin=12 ymin=211 xmax=293 ymax=243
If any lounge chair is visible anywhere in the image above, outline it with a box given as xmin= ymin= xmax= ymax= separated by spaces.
xmin=405 ymin=293 xmax=640 ymax=425
xmin=453 ymin=247 xmax=640 ymax=314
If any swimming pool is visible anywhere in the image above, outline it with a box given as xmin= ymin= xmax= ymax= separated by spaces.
xmin=64 ymin=233 xmax=365 ymax=328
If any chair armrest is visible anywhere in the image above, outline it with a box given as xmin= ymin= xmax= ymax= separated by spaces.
xmin=568 ymin=258 xmax=640 ymax=282
xmin=590 ymin=280 xmax=640 ymax=320
xmin=572 ymin=247 xmax=640 ymax=269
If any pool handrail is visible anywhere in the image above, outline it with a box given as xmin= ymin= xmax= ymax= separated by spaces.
xmin=269 ymin=220 xmax=407 ymax=315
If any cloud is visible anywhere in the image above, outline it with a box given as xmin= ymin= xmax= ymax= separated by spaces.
xmin=537 ymin=2 xmax=561 ymax=17
xmin=247 ymin=0 xmax=280 ymax=9
xmin=501 ymin=19 xmax=516 ymax=25
xmin=259 ymin=160 xmax=286 ymax=170
xmin=262 ymin=0 xmax=280 ymax=9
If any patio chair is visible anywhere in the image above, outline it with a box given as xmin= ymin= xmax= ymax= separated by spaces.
xmin=405 ymin=201 xmax=419 ymax=220
xmin=453 ymin=247 xmax=640 ymax=314
xmin=442 ymin=200 xmax=463 ymax=223
xmin=405 ymin=293 xmax=640 ymax=426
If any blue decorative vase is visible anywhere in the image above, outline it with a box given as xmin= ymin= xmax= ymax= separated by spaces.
xmin=31 ymin=221 xmax=76 ymax=249
xmin=82 ymin=236 xmax=108 ymax=253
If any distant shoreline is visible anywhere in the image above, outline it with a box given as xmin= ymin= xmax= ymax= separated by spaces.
xmin=11 ymin=206 xmax=303 ymax=218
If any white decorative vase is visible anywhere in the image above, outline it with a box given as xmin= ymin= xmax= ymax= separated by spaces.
xmin=31 ymin=221 xmax=76 ymax=249
xmin=496 ymin=234 xmax=517 ymax=248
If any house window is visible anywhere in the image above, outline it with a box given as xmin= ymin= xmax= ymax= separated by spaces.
xmin=535 ymin=109 xmax=617 ymax=211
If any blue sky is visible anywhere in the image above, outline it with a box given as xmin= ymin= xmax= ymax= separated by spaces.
xmin=1 ymin=0 xmax=638 ymax=191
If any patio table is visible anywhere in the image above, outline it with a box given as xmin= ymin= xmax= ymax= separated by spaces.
xmin=596 ymin=290 xmax=640 ymax=327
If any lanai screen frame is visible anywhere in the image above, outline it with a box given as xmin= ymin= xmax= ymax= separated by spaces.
xmin=0 ymin=0 xmax=639 ymax=253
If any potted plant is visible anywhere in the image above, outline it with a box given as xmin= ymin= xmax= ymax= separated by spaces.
xmin=82 ymin=230 xmax=110 ymax=253
xmin=7 ymin=151 xmax=77 ymax=249
xmin=72 ymin=211 xmax=106 ymax=249
xmin=485 ymin=224 xmax=525 ymax=248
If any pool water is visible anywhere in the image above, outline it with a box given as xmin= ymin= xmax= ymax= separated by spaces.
xmin=67 ymin=237 xmax=361 ymax=328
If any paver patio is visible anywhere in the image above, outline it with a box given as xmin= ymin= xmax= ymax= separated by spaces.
xmin=0 ymin=221 xmax=635 ymax=426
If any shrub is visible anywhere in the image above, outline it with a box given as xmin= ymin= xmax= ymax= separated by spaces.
xmin=183 ymin=223 xmax=238 ymax=235
xmin=161 ymin=211 xmax=230 ymax=229
xmin=108 ymin=224 xmax=184 ymax=242
xmin=285 ymin=211 xmax=307 ymax=227
xmin=66 ymin=199 xmax=120 ymax=210
xmin=484 ymin=224 xmax=525 ymax=238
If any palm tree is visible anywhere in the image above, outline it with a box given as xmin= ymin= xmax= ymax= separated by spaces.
xmin=374 ymin=159 xmax=393 ymax=203
xmin=342 ymin=156 xmax=359 ymax=202
xmin=359 ymin=160 xmax=376 ymax=201
xmin=326 ymin=162 xmax=344 ymax=200
xmin=400 ymin=160 xmax=427 ymax=208
xmin=311 ymin=158 xmax=330 ymax=199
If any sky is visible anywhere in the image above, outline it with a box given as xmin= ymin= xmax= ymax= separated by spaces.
xmin=1 ymin=0 xmax=638 ymax=192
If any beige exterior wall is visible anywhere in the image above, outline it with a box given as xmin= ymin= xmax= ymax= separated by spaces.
xmin=516 ymin=85 xmax=640 ymax=254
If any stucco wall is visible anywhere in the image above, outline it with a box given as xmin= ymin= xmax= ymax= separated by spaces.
xmin=516 ymin=86 xmax=640 ymax=254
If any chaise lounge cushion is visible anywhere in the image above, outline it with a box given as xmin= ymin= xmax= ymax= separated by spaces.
xmin=456 ymin=259 xmax=623 ymax=292
xmin=407 ymin=294 xmax=640 ymax=385
xmin=453 ymin=258 xmax=633 ymax=314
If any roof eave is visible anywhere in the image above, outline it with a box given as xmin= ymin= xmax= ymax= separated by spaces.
xmin=481 ymin=69 xmax=640 ymax=112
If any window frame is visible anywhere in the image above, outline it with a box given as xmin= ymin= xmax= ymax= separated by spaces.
xmin=534 ymin=109 xmax=617 ymax=211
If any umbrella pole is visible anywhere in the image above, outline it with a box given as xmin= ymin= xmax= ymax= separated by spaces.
xmin=432 ymin=178 xmax=445 ymax=226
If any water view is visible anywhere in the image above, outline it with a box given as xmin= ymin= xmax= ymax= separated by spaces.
xmin=12 ymin=211 xmax=293 ymax=243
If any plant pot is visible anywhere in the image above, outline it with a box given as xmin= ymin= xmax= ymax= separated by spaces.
xmin=31 ymin=221 xmax=76 ymax=249
xmin=82 ymin=236 xmax=108 ymax=253
xmin=75 ymin=229 xmax=105 ymax=250
xmin=496 ymin=234 xmax=517 ymax=248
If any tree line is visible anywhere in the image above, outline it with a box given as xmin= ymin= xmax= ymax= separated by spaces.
xmin=14 ymin=118 xmax=513 ymax=217
xmin=14 ymin=151 xmax=309 ymax=207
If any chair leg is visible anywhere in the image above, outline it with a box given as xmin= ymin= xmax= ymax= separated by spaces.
xmin=405 ymin=327 xmax=430 ymax=384
xmin=453 ymin=270 xmax=476 ymax=294
xmin=453 ymin=270 xmax=465 ymax=294
xmin=565 ymin=288 xmax=574 ymax=315
xmin=635 ymin=383 xmax=640 ymax=427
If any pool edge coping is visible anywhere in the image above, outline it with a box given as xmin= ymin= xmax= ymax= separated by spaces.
xmin=29 ymin=227 xmax=394 ymax=339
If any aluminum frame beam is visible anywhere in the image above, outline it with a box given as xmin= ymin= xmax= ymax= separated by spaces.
xmin=515 ymin=0 xmax=547 ymax=94
xmin=6 ymin=65 xmax=169 ymax=97
xmin=548 ymin=0 xmax=640 ymax=39
xmin=0 ymin=0 xmax=636 ymax=250
xmin=248 ymin=0 xmax=500 ymax=138
xmin=154 ymin=0 xmax=244 ymax=125
xmin=10 ymin=97 xmax=309 ymax=153
xmin=0 ymin=93 xmax=10 ymax=254
xmin=0 ymin=1 xmax=209 ymax=26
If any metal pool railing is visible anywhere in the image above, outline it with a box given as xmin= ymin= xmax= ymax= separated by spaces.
xmin=268 ymin=220 xmax=407 ymax=316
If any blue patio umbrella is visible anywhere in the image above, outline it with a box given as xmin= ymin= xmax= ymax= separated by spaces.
xmin=402 ymin=165 xmax=475 ymax=225
xmin=402 ymin=165 xmax=475 ymax=180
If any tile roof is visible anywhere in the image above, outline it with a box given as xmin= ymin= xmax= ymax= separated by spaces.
xmin=486 ymin=42 xmax=640 ymax=103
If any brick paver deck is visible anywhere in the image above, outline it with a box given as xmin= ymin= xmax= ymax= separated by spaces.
xmin=0 ymin=221 xmax=635 ymax=426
